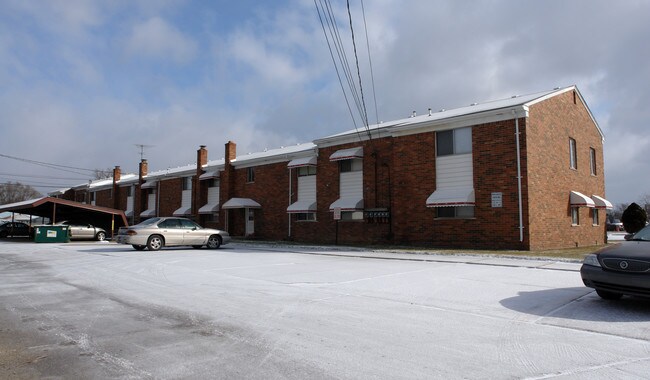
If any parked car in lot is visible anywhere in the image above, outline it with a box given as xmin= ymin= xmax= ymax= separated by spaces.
xmin=56 ymin=221 xmax=107 ymax=241
xmin=607 ymin=218 xmax=623 ymax=231
xmin=115 ymin=217 xmax=230 ymax=251
xmin=0 ymin=221 xmax=32 ymax=238
xmin=581 ymin=224 xmax=650 ymax=299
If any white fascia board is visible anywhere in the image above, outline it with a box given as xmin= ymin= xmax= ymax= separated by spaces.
xmin=313 ymin=128 xmax=392 ymax=148
xmin=388 ymin=106 xmax=529 ymax=138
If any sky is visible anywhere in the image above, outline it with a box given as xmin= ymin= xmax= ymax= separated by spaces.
xmin=0 ymin=0 xmax=649 ymax=207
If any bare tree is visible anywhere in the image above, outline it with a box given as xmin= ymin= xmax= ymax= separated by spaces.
xmin=94 ymin=168 xmax=113 ymax=180
xmin=640 ymin=193 xmax=650 ymax=215
xmin=0 ymin=182 xmax=42 ymax=205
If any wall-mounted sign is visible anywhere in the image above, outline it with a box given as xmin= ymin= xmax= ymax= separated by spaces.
xmin=491 ymin=192 xmax=503 ymax=208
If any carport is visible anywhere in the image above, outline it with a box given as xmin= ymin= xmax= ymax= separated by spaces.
xmin=0 ymin=197 xmax=128 ymax=238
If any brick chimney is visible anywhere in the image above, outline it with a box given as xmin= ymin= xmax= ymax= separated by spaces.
xmin=225 ymin=141 xmax=236 ymax=164
xmin=113 ymin=166 xmax=121 ymax=182
xmin=139 ymin=159 xmax=148 ymax=181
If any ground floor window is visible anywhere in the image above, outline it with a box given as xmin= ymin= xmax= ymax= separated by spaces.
xmin=571 ymin=207 xmax=580 ymax=225
xmin=436 ymin=206 xmax=474 ymax=219
xmin=592 ymin=209 xmax=599 ymax=226
xmin=295 ymin=213 xmax=316 ymax=221
xmin=341 ymin=211 xmax=364 ymax=221
xmin=204 ymin=213 xmax=219 ymax=222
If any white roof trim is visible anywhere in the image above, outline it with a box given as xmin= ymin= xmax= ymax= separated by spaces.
xmin=329 ymin=197 xmax=363 ymax=211
xmin=140 ymin=209 xmax=156 ymax=217
xmin=287 ymin=156 xmax=317 ymax=168
xmin=591 ymin=195 xmax=613 ymax=210
xmin=173 ymin=206 xmax=192 ymax=216
xmin=141 ymin=180 xmax=158 ymax=189
xmin=426 ymin=188 xmax=475 ymax=207
xmin=570 ymin=191 xmax=595 ymax=208
xmin=222 ymin=198 xmax=261 ymax=209
xmin=198 ymin=203 xmax=220 ymax=214
xmin=199 ymin=170 xmax=220 ymax=180
xmin=287 ymin=201 xmax=316 ymax=213
xmin=330 ymin=147 xmax=363 ymax=161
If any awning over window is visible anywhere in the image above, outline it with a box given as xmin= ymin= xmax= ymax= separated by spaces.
xmin=199 ymin=170 xmax=220 ymax=180
xmin=329 ymin=197 xmax=363 ymax=211
xmin=287 ymin=201 xmax=316 ymax=213
xmin=198 ymin=203 xmax=220 ymax=214
xmin=140 ymin=209 xmax=156 ymax=217
xmin=173 ymin=206 xmax=192 ymax=216
xmin=591 ymin=195 xmax=613 ymax=209
xmin=141 ymin=180 xmax=158 ymax=189
xmin=570 ymin=191 xmax=595 ymax=208
xmin=222 ymin=198 xmax=261 ymax=209
xmin=329 ymin=147 xmax=363 ymax=161
xmin=287 ymin=156 xmax=317 ymax=168
xmin=426 ymin=188 xmax=475 ymax=207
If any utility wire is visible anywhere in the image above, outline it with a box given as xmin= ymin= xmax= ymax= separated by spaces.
xmin=360 ymin=0 xmax=379 ymax=126
xmin=346 ymin=0 xmax=371 ymax=140
xmin=0 ymin=153 xmax=97 ymax=177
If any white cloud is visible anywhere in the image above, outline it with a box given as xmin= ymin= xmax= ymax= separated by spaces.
xmin=125 ymin=17 xmax=198 ymax=64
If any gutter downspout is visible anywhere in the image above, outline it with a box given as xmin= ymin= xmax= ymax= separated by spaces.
xmin=513 ymin=110 xmax=524 ymax=242
xmin=288 ymin=168 xmax=292 ymax=238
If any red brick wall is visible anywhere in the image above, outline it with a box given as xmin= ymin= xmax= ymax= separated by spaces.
xmin=95 ymin=189 xmax=112 ymax=208
xmin=158 ymin=178 xmax=182 ymax=217
xmin=526 ymin=90 xmax=606 ymax=250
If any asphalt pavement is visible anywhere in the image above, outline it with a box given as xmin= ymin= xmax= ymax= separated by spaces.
xmin=1 ymin=240 xmax=649 ymax=379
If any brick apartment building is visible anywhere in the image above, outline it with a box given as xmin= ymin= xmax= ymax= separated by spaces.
xmin=52 ymin=86 xmax=610 ymax=250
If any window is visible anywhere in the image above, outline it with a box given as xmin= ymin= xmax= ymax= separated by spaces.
xmin=148 ymin=188 xmax=156 ymax=195
xmin=295 ymin=213 xmax=316 ymax=221
xmin=126 ymin=186 xmax=132 ymax=197
xmin=298 ymin=166 xmax=316 ymax=176
xmin=247 ymin=167 xmax=255 ymax=182
xmin=589 ymin=148 xmax=597 ymax=175
xmin=89 ymin=192 xmax=95 ymax=202
xmin=208 ymin=178 xmax=219 ymax=188
xmin=571 ymin=207 xmax=579 ymax=225
xmin=182 ymin=177 xmax=192 ymax=191
xmin=436 ymin=127 xmax=472 ymax=156
xmin=339 ymin=158 xmax=362 ymax=173
xmin=158 ymin=219 xmax=181 ymax=229
xmin=592 ymin=209 xmax=599 ymax=226
xmin=569 ymin=138 xmax=577 ymax=169
xmin=436 ymin=206 xmax=475 ymax=219
xmin=179 ymin=219 xmax=199 ymax=229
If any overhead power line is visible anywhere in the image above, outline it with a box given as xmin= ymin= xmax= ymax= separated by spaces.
xmin=0 ymin=153 xmax=97 ymax=177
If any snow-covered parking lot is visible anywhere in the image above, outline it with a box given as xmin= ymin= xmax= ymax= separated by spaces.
xmin=1 ymin=241 xmax=649 ymax=379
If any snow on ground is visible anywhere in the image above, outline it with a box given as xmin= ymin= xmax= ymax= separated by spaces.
xmin=0 ymin=240 xmax=649 ymax=379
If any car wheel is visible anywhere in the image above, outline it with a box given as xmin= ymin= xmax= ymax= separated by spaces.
xmin=192 ymin=245 xmax=203 ymax=249
xmin=206 ymin=235 xmax=221 ymax=249
xmin=596 ymin=289 xmax=623 ymax=300
xmin=147 ymin=235 xmax=164 ymax=251
xmin=132 ymin=245 xmax=146 ymax=251
xmin=95 ymin=231 xmax=106 ymax=241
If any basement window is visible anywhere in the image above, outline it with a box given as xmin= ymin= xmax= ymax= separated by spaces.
xmin=436 ymin=206 xmax=475 ymax=219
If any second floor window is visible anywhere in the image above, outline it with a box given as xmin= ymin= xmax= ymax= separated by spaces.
xmin=247 ymin=167 xmax=255 ymax=183
xmin=589 ymin=148 xmax=597 ymax=175
xmin=182 ymin=177 xmax=192 ymax=191
xmin=436 ymin=127 xmax=472 ymax=156
xmin=569 ymin=138 xmax=577 ymax=169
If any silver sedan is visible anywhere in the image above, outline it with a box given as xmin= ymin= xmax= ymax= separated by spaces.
xmin=115 ymin=217 xmax=230 ymax=251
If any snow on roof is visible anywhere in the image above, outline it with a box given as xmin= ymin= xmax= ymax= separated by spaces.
xmin=231 ymin=142 xmax=317 ymax=167
xmin=316 ymin=86 xmax=576 ymax=142
xmin=145 ymin=163 xmax=197 ymax=179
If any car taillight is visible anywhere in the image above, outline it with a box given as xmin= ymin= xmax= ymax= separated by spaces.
xmin=126 ymin=230 xmax=138 ymax=236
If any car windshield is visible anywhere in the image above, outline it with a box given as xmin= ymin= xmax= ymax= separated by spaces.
xmin=630 ymin=225 xmax=650 ymax=241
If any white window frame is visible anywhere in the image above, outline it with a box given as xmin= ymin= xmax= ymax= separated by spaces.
xmin=592 ymin=208 xmax=599 ymax=226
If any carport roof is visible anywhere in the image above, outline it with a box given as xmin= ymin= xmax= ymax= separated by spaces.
xmin=0 ymin=197 xmax=128 ymax=229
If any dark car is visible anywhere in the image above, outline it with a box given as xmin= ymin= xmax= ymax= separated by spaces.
xmin=0 ymin=221 xmax=32 ymax=238
xmin=581 ymin=224 xmax=650 ymax=299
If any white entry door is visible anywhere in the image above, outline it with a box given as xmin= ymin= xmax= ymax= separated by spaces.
xmin=245 ymin=208 xmax=254 ymax=236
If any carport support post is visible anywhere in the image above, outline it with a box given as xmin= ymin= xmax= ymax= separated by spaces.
xmin=52 ymin=203 xmax=56 ymax=224
xmin=111 ymin=215 xmax=115 ymax=239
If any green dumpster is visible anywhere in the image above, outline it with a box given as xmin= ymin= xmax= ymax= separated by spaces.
xmin=34 ymin=225 xmax=70 ymax=243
